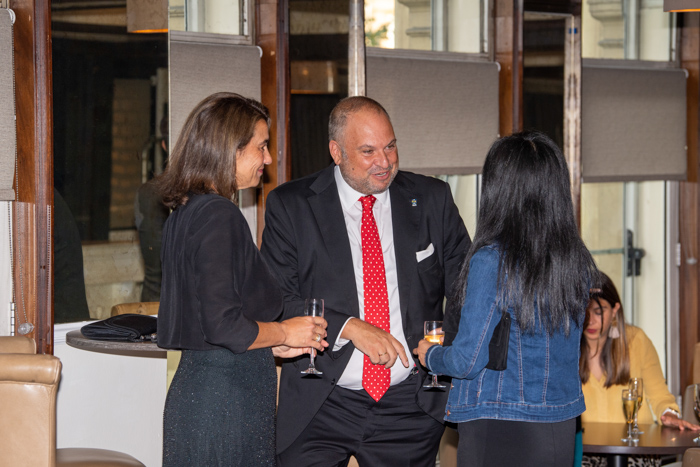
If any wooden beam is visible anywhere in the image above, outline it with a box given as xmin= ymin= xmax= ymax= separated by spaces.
xmin=679 ymin=12 xmax=700 ymax=393
xmin=11 ymin=0 xmax=53 ymax=353
xmin=256 ymin=0 xmax=290 ymax=245
xmin=495 ymin=0 xmax=524 ymax=136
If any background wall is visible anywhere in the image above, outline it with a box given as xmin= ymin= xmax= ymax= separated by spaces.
xmin=0 ymin=202 xmax=10 ymax=336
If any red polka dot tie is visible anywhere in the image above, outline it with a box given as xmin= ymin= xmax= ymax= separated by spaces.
xmin=360 ymin=195 xmax=391 ymax=402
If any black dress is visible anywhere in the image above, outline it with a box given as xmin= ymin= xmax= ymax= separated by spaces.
xmin=158 ymin=194 xmax=283 ymax=467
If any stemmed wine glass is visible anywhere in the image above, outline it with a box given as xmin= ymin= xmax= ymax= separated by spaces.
xmin=621 ymin=388 xmax=639 ymax=443
xmin=629 ymin=378 xmax=644 ymax=436
xmin=300 ymin=298 xmax=324 ymax=376
xmin=422 ymin=321 xmax=446 ymax=389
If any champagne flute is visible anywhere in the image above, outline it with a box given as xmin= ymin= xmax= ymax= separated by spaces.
xmin=300 ymin=299 xmax=324 ymax=376
xmin=629 ymin=378 xmax=644 ymax=436
xmin=423 ymin=321 xmax=446 ymax=389
xmin=621 ymin=388 xmax=639 ymax=443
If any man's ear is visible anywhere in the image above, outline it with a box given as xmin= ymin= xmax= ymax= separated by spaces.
xmin=329 ymin=140 xmax=342 ymax=165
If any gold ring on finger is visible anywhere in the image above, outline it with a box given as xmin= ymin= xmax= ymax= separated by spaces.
xmin=314 ymin=334 xmax=321 ymax=343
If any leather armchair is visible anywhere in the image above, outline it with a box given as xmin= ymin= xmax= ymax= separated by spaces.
xmin=0 ymin=337 xmax=145 ymax=467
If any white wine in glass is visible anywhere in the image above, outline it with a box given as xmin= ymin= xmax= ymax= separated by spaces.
xmin=301 ymin=299 xmax=324 ymax=376
xmin=629 ymin=378 xmax=644 ymax=436
xmin=423 ymin=321 xmax=446 ymax=389
xmin=621 ymin=389 xmax=639 ymax=443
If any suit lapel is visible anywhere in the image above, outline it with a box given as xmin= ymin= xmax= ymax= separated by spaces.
xmin=308 ymin=166 xmax=360 ymax=317
xmin=390 ymin=173 xmax=421 ymax=328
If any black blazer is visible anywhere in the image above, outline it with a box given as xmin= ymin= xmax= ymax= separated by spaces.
xmin=261 ymin=165 xmax=470 ymax=453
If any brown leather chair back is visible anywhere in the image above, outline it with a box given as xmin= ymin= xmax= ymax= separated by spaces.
xmin=684 ymin=385 xmax=700 ymax=424
xmin=0 ymin=353 xmax=61 ymax=467
xmin=684 ymin=448 xmax=700 ymax=467
xmin=0 ymin=335 xmax=36 ymax=354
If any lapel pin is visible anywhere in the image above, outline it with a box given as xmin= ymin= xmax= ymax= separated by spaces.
xmin=411 ymin=199 xmax=417 ymax=207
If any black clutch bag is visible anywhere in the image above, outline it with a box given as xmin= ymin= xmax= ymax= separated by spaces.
xmin=81 ymin=314 xmax=157 ymax=342
xmin=485 ymin=310 xmax=511 ymax=371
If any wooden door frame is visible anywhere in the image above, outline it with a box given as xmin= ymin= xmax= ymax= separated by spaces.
xmin=11 ymin=0 xmax=53 ymax=354
xmin=679 ymin=12 xmax=700 ymax=394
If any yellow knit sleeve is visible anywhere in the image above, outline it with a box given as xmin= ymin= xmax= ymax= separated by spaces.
xmin=628 ymin=326 xmax=679 ymax=421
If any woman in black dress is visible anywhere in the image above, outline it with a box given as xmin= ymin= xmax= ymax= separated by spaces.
xmin=157 ymin=92 xmax=328 ymax=466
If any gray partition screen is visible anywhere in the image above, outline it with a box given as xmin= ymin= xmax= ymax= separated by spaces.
xmin=169 ymin=38 xmax=261 ymax=147
xmin=366 ymin=48 xmax=499 ymax=175
xmin=0 ymin=10 xmax=16 ymax=200
xmin=582 ymin=63 xmax=687 ymax=182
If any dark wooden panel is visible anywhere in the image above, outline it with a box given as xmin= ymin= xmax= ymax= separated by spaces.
xmin=257 ymin=0 xmax=290 ymax=243
xmin=679 ymin=12 xmax=700 ymax=394
xmin=13 ymin=0 xmax=53 ymax=354
xmin=496 ymin=0 xmax=524 ymax=136
xmin=524 ymin=0 xmax=581 ymax=15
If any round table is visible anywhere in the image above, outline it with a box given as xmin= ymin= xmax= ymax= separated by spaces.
xmin=66 ymin=330 xmax=166 ymax=358
xmin=582 ymin=421 xmax=699 ymax=467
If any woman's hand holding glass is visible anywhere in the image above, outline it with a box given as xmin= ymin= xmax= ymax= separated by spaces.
xmin=413 ymin=326 xmax=443 ymax=368
xmin=301 ymin=298 xmax=325 ymax=375
xmin=421 ymin=321 xmax=446 ymax=389
xmin=272 ymin=311 xmax=328 ymax=359
xmin=412 ymin=321 xmax=446 ymax=389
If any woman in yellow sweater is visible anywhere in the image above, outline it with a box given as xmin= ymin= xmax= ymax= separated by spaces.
xmin=579 ymin=273 xmax=698 ymax=467
xmin=580 ymin=272 xmax=699 ymax=429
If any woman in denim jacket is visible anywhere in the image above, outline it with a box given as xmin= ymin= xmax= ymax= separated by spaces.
xmin=415 ymin=131 xmax=598 ymax=467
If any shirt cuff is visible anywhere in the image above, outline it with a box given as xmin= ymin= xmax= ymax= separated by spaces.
xmin=333 ymin=317 xmax=355 ymax=351
xmin=662 ymin=408 xmax=681 ymax=419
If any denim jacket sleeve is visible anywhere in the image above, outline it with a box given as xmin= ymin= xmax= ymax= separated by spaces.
xmin=426 ymin=246 xmax=504 ymax=379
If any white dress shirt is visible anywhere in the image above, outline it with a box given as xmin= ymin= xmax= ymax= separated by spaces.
xmin=333 ymin=166 xmax=412 ymax=390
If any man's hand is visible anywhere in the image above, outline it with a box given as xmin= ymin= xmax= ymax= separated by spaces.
xmin=340 ymin=318 xmax=409 ymax=369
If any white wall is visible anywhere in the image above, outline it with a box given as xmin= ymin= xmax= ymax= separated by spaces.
xmin=0 ymin=201 xmax=11 ymax=336
xmin=54 ymin=323 xmax=167 ymax=467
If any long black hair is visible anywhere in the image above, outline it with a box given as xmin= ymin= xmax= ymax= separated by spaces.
xmin=456 ymin=131 xmax=598 ymax=334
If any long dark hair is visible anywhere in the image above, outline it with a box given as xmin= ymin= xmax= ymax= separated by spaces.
xmin=456 ymin=131 xmax=598 ymax=335
xmin=580 ymin=272 xmax=629 ymax=386
xmin=157 ymin=92 xmax=270 ymax=208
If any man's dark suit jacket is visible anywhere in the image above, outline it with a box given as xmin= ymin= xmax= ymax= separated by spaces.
xmin=261 ymin=165 xmax=470 ymax=454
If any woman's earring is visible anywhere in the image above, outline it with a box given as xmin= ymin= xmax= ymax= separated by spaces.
xmin=609 ymin=323 xmax=621 ymax=339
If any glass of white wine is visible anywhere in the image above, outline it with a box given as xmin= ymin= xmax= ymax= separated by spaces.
xmin=629 ymin=378 xmax=644 ymax=436
xmin=422 ymin=320 xmax=446 ymax=389
xmin=300 ymin=298 xmax=324 ymax=376
xmin=621 ymin=388 xmax=639 ymax=443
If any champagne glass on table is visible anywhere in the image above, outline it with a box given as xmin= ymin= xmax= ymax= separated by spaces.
xmin=621 ymin=388 xmax=639 ymax=443
xmin=301 ymin=299 xmax=324 ymax=376
xmin=423 ymin=321 xmax=446 ymax=389
xmin=629 ymin=378 xmax=644 ymax=436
